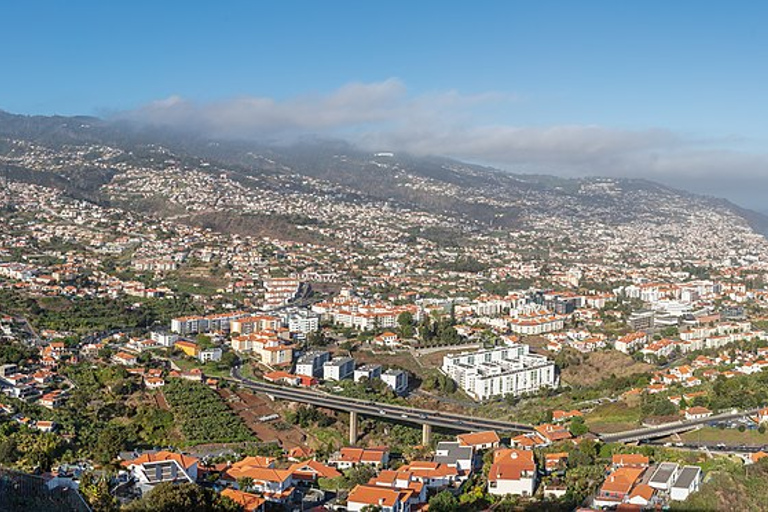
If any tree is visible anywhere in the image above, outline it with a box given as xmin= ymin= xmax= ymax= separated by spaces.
xmin=429 ymin=490 xmax=459 ymax=512
xmin=196 ymin=334 xmax=213 ymax=349
xmin=237 ymin=476 xmax=252 ymax=492
xmin=123 ymin=482 xmax=239 ymax=512
xmin=95 ymin=425 xmax=129 ymax=464
xmin=397 ymin=312 xmax=414 ymax=338
xmin=306 ymin=330 xmax=328 ymax=347
xmin=17 ymin=432 xmax=62 ymax=471
xmin=346 ymin=464 xmax=378 ymax=487
xmin=79 ymin=472 xmax=118 ymax=512
xmin=569 ymin=416 xmax=589 ymax=437
xmin=652 ymin=399 xmax=678 ymax=417
xmin=319 ymin=475 xmax=350 ymax=491
xmin=218 ymin=350 xmax=238 ymax=370
xmin=661 ymin=326 xmax=679 ymax=337
xmin=0 ymin=437 xmax=18 ymax=464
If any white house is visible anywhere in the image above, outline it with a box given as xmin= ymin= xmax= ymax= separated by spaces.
xmin=487 ymin=449 xmax=537 ymax=497
xmin=649 ymin=462 xmax=679 ymax=491
xmin=670 ymin=466 xmax=702 ymax=501
xmin=347 ymin=484 xmax=411 ymax=512
xmin=121 ymin=451 xmax=199 ymax=493
xmin=150 ymin=330 xmax=179 ymax=347
xmin=295 ymin=350 xmax=330 ymax=378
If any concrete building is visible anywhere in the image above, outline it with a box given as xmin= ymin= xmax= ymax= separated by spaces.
xmin=354 ymin=364 xmax=382 ymax=382
xmin=323 ymin=357 xmax=355 ymax=381
xmin=649 ymin=462 xmax=679 ymax=491
xmin=381 ymin=369 xmax=409 ymax=395
xmin=629 ymin=310 xmax=655 ymax=331
xmin=287 ymin=310 xmax=320 ymax=335
xmin=150 ymin=330 xmax=179 ymax=347
xmin=670 ymin=466 xmax=702 ymax=501
xmin=295 ymin=350 xmax=330 ymax=378
xmin=434 ymin=442 xmax=474 ymax=472
xmin=199 ymin=347 xmax=223 ymax=363
xmin=442 ymin=344 xmax=558 ymax=400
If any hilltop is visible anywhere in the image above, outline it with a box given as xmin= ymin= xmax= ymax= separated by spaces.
xmin=1 ymin=110 xmax=767 ymax=264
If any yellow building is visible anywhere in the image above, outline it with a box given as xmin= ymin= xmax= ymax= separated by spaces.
xmin=174 ymin=340 xmax=200 ymax=358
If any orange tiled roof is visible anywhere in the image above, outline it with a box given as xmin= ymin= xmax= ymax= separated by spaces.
xmin=220 ymin=489 xmax=265 ymax=511
xmin=457 ymin=430 xmax=500 ymax=447
xmin=122 ymin=450 xmax=198 ymax=469
xmin=612 ymin=454 xmax=649 ymax=466
xmin=600 ymin=467 xmax=645 ymax=495
xmin=348 ymin=485 xmax=412 ymax=507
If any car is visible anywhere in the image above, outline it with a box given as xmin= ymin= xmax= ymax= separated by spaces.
xmin=379 ymin=409 xmax=386 ymax=415
xmin=400 ymin=414 xmax=408 ymax=418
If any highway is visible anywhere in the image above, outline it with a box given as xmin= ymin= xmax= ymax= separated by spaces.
xmin=230 ymin=369 xmax=763 ymax=445
xmin=230 ymin=368 xmax=535 ymax=434
xmin=600 ymin=408 xmax=762 ymax=444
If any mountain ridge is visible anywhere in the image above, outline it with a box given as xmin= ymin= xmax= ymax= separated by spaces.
xmin=1 ymin=109 xmax=767 ymax=243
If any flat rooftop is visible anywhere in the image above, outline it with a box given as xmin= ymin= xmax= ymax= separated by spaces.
xmin=673 ymin=466 xmax=701 ymax=489
xmin=650 ymin=462 xmax=678 ymax=484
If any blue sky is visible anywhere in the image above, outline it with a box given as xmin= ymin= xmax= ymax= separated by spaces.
xmin=2 ymin=1 xmax=768 ymax=208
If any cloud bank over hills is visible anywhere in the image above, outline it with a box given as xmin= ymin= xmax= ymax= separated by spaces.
xmin=116 ymin=79 xmax=768 ymax=209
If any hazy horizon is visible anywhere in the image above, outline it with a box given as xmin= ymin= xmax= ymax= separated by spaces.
xmin=2 ymin=1 xmax=767 ymax=210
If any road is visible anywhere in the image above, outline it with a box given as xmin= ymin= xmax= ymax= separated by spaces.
xmin=230 ymin=368 xmax=766 ymax=445
xmin=600 ymin=408 xmax=763 ymax=443
xmin=230 ymin=367 xmax=535 ymax=434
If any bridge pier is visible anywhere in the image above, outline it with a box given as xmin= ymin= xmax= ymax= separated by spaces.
xmin=422 ymin=423 xmax=432 ymax=446
xmin=349 ymin=411 xmax=358 ymax=444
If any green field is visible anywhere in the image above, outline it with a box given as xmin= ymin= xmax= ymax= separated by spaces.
xmin=677 ymin=426 xmax=768 ymax=445
xmin=585 ymin=402 xmax=643 ymax=433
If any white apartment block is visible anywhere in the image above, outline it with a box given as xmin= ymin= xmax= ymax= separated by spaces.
xmin=381 ymin=369 xmax=409 ymax=395
xmin=263 ymin=277 xmax=301 ymax=309
xmin=354 ymin=364 xmax=382 ymax=382
xmin=323 ymin=357 xmax=355 ymax=381
xmin=295 ymin=350 xmax=331 ymax=378
xmin=508 ymin=314 xmax=565 ymax=335
xmin=150 ymin=330 xmax=179 ymax=347
xmin=231 ymin=314 xmax=281 ymax=335
xmin=287 ymin=310 xmax=320 ymax=335
xmin=171 ymin=311 xmax=247 ymax=335
xmin=442 ymin=344 xmax=558 ymax=400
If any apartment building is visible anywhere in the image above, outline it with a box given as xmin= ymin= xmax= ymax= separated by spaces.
xmin=442 ymin=344 xmax=558 ymax=400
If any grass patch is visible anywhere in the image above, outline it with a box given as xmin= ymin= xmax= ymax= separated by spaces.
xmin=354 ymin=350 xmax=424 ymax=379
xmin=313 ymin=426 xmax=346 ymax=450
xmin=585 ymin=402 xmax=643 ymax=433
xmin=677 ymin=426 xmax=768 ymax=445
xmin=561 ymin=350 xmax=652 ymax=388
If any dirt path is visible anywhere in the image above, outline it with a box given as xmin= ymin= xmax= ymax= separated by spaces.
xmin=155 ymin=390 xmax=171 ymax=410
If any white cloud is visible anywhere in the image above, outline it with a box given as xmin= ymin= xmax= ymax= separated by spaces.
xmin=118 ymin=79 xmax=768 ymax=208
